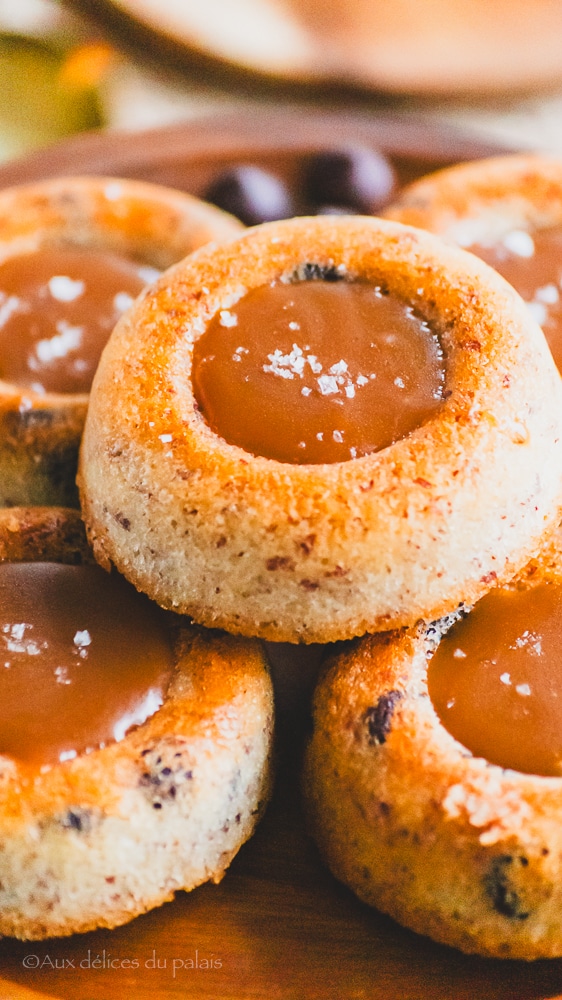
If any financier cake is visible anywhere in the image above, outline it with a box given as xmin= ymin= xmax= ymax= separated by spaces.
xmin=0 ymin=506 xmax=273 ymax=940
xmin=80 ymin=215 xmax=562 ymax=643
xmin=0 ymin=175 xmax=242 ymax=508
xmin=303 ymin=524 xmax=562 ymax=960
xmin=385 ymin=154 xmax=562 ymax=373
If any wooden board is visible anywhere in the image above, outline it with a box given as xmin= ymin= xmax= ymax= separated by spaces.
xmin=1 ymin=109 xmax=561 ymax=999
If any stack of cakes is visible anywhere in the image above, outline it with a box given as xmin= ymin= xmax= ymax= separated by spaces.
xmin=79 ymin=196 xmax=562 ymax=960
xmin=0 ymin=176 xmax=273 ymax=940
xmin=3 ymin=156 xmax=562 ymax=960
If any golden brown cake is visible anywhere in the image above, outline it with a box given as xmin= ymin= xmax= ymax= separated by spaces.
xmin=303 ymin=524 xmax=562 ymax=960
xmin=80 ymin=215 xmax=562 ymax=643
xmin=385 ymin=155 xmax=562 ymax=370
xmin=0 ymin=507 xmax=273 ymax=940
xmin=0 ymin=176 xmax=242 ymax=508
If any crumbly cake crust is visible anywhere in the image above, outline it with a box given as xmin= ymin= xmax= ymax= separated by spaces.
xmin=0 ymin=176 xmax=242 ymax=508
xmin=303 ymin=525 xmax=562 ymax=960
xmin=80 ymin=215 xmax=562 ymax=642
xmin=0 ymin=508 xmax=273 ymax=940
xmin=384 ymin=153 xmax=562 ymax=248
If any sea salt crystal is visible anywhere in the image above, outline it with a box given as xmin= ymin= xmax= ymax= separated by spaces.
xmin=503 ymin=229 xmax=535 ymax=258
xmin=48 ymin=275 xmax=85 ymax=302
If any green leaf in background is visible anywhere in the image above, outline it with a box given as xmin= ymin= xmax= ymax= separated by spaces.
xmin=0 ymin=34 xmax=106 ymax=162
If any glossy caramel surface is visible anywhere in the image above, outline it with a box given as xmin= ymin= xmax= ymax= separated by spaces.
xmin=0 ymin=245 xmax=153 ymax=394
xmin=428 ymin=583 xmax=562 ymax=776
xmin=0 ymin=562 xmax=173 ymax=770
xmin=192 ymin=280 xmax=445 ymax=464
xmin=471 ymin=226 xmax=562 ymax=372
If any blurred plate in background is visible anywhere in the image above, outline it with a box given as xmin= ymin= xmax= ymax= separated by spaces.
xmin=0 ymin=105 xmax=511 ymax=196
xmin=75 ymin=0 xmax=562 ymax=95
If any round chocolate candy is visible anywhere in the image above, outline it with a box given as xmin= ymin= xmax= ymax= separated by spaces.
xmin=204 ymin=165 xmax=295 ymax=226
xmin=303 ymin=145 xmax=397 ymax=214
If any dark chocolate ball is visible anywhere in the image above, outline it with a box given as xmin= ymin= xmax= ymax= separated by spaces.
xmin=303 ymin=145 xmax=396 ymax=214
xmin=203 ymin=166 xmax=295 ymax=226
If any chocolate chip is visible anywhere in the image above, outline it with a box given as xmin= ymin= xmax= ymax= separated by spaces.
xmin=61 ymin=808 xmax=91 ymax=833
xmin=299 ymin=534 xmax=316 ymax=555
xmin=204 ymin=166 xmax=294 ymax=226
xmin=365 ymin=690 xmax=403 ymax=745
xmin=266 ymin=555 xmax=295 ymax=571
xmin=293 ymin=262 xmax=345 ymax=283
xmin=139 ymin=748 xmax=193 ymax=807
xmin=484 ymin=856 xmax=530 ymax=920
xmin=303 ymin=145 xmax=396 ymax=214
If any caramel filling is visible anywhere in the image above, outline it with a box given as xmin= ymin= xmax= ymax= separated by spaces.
xmin=192 ymin=279 xmax=445 ymax=465
xmin=470 ymin=226 xmax=562 ymax=372
xmin=0 ymin=245 xmax=156 ymax=394
xmin=0 ymin=563 xmax=174 ymax=770
xmin=428 ymin=584 xmax=562 ymax=777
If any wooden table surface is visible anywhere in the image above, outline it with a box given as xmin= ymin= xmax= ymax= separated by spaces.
xmin=0 ymin=109 xmax=560 ymax=1000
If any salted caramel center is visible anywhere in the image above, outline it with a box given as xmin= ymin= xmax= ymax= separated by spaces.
xmin=470 ymin=226 xmax=562 ymax=371
xmin=428 ymin=584 xmax=562 ymax=777
xmin=0 ymin=245 xmax=155 ymax=394
xmin=192 ymin=279 xmax=445 ymax=464
xmin=0 ymin=563 xmax=174 ymax=770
